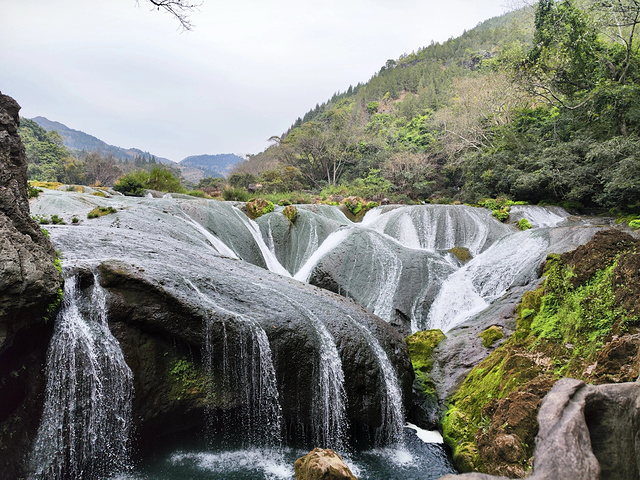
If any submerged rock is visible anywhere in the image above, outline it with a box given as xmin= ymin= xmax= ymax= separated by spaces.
xmin=294 ymin=448 xmax=357 ymax=480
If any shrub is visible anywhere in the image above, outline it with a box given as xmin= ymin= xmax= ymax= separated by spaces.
xmin=517 ymin=218 xmax=532 ymax=230
xmin=28 ymin=185 xmax=42 ymax=198
xmin=245 ymin=198 xmax=274 ymax=219
xmin=114 ymin=174 xmax=146 ymax=196
xmin=87 ymin=206 xmax=117 ymax=219
xmin=222 ymin=186 xmax=249 ymax=202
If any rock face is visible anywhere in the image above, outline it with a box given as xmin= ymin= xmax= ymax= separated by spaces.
xmin=439 ymin=378 xmax=640 ymax=480
xmin=0 ymin=92 xmax=61 ymax=479
xmin=294 ymin=448 xmax=357 ymax=480
xmin=30 ymin=188 xmax=414 ymax=455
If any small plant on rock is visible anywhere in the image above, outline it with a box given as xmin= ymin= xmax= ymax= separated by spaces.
xmin=87 ymin=206 xmax=117 ymax=219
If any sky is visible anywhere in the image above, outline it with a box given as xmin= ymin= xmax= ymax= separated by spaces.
xmin=1 ymin=0 xmax=513 ymax=162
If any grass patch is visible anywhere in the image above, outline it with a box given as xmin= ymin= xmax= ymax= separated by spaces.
xmin=87 ymin=206 xmax=117 ymax=219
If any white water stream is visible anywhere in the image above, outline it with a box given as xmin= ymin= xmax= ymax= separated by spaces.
xmin=28 ymin=273 xmax=134 ymax=480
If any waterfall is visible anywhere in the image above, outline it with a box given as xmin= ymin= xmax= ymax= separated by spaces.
xmin=187 ymin=280 xmax=283 ymax=446
xmin=176 ymin=214 xmax=240 ymax=259
xmin=294 ymin=228 xmax=353 ymax=282
xmin=261 ymin=285 xmax=348 ymax=451
xmin=427 ymin=230 xmax=550 ymax=332
xmin=28 ymin=273 xmax=134 ymax=480
xmin=231 ymin=207 xmax=291 ymax=277
xmin=346 ymin=317 xmax=405 ymax=446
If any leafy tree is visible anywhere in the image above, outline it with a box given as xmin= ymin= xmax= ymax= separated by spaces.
xmin=113 ymin=172 xmax=147 ymax=196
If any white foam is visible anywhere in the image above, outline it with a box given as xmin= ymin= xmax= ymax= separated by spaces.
xmin=405 ymin=423 xmax=444 ymax=443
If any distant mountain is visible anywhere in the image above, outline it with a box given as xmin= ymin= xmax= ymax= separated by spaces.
xmin=179 ymin=154 xmax=243 ymax=181
xmin=31 ymin=116 xmax=174 ymax=164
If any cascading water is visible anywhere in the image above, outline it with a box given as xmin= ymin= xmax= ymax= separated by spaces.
xmin=28 ymin=272 xmax=134 ymax=480
xmin=260 ymin=285 xmax=348 ymax=451
xmin=345 ymin=316 xmax=405 ymax=446
xmin=427 ymin=229 xmax=550 ymax=332
xmin=187 ymin=280 xmax=283 ymax=446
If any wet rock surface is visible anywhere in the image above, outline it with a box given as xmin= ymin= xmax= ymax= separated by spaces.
xmin=294 ymin=448 xmax=357 ymax=480
xmin=440 ymin=378 xmax=640 ymax=480
xmin=0 ymin=92 xmax=61 ymax=479
xmin=32 ymin=189 xmax=414 ymax=450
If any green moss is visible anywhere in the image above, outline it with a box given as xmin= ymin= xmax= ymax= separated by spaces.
xmin=492 ymin=208 xmax=510 ymax=222
xmin=479 ymin=326 xmax=504 ymax=348
xmin=517 ymin=218 xmax=532 ymax=230
xmin=168 ymin=357 xmax=209 ymax=401
xmin=87 ymin=206 xmax=117 ymax=219
xmin=443 ymin=245 xmax=640 ymax=474
xmin=91 ymin=191 xmax=107 ymax=197
xmin=629 ymin=219 xmax=640 ymax=229
xmin=449 ymin=247 xmax=473 ymax=263
xmin=406 ymin=329 xmax=445 ymax=393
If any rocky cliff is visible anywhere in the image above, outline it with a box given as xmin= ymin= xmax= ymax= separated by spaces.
xmin=439 ymin=229 xmax=640 ymax=478
xmin=0 ymin=92 xmax=61 ymax=479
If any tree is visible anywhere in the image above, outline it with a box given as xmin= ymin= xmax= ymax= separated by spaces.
xmin=83 ymin=152 xmax=122 ymax=186
xmin=142 ymin=0 xmax=202 ymax=31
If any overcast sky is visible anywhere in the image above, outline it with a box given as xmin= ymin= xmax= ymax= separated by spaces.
xmin=1 ymin=0 xmax=512 ymax=161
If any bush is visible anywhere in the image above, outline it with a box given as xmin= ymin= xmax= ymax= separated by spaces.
xmin=28 ymin=185 xmax=42 ymax=198
xmin=245 ymin=198 xmax=274 ymax=219
xmin=222 ymin=186 xmax=249 ymax=202
xmin=114 ymin=174 xmax=146 ymax=196
xmin=87 ymin=206 xmax=117 ymax=219
xmin=517 ymin=218 xmax=532 ymax=230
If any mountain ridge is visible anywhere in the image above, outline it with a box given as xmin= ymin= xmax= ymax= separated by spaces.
xmin=31 ymin=116 xmax=175 ymax=164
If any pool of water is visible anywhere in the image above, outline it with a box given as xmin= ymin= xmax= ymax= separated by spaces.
xmin=119 ymin=427 xmax=456 ymax=480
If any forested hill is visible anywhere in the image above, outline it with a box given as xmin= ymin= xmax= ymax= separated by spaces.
xmin=234 ymin=2 xmax=640 ymax=213
xmin=180 ymin=154 xmax=243 ymax=180
xmin=32 ymin=116 xmax=173 ymax=164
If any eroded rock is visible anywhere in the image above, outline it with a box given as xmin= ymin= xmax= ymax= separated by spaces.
xmin=294 ymin=448 xmax=357 ymax=480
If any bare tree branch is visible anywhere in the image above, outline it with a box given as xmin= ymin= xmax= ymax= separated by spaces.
xmin=141 ymin=0 xmax=202 ymax=31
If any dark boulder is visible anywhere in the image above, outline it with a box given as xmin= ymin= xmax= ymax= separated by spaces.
xmin=0 ymin=92 xmax=61 ymax=480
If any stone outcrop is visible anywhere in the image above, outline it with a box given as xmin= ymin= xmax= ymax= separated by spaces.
xmin=439 ymin=378 xmax=640 ymax=480
xmin=0 ymin=92 xmax=61 ymax=480
xmin=32 ymin=188 xmax=414 ymax=452
xmin=295 ymin=448 xmax=357 ymax=480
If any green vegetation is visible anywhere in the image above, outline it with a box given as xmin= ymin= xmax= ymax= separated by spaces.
xmin=443 ymin=236 xmax=640 ymax=473
xmin=517 ymin=218 xmax=532 ymax=230
xmin=221 ymin=2 xmax=640 ymax=215
xmin=168 ymin=357 xmax=209 ymax=401
xmin=87 ymin=206 xmax=117 ymax=219
xmin=245 ymin=198 xmax=275 ymax=219
xmin=405 ymin=329 xmax=446 ymax=394
xmin=282 ymin=205 xmax=298 ymax=223
xmin=478 ymin=325 xmax=505 ymax=347
xmin=32 ymin=214 xmax=66 ymax=225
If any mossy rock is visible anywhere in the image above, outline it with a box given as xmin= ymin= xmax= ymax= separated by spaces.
xmin=479 ymin=326 xmax=504 ymax=348
xmin=406 ymin=329 xmax=445 ymax=393
xmin=282 ymin=205 xmax=298 ymax=224
xmin=443 ymin=407 xmax=485 ymax=472
xmin=245 ymin=198 xmax=275 ymax=219
xmin=449 ymin=247 xmax=473 ymax=263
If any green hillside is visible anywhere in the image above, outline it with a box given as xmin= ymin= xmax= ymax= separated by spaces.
xmin=234 ymin=2 xmax=640 ymax=213
xmin=31 ymin=116 xmax=173 ymax=164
